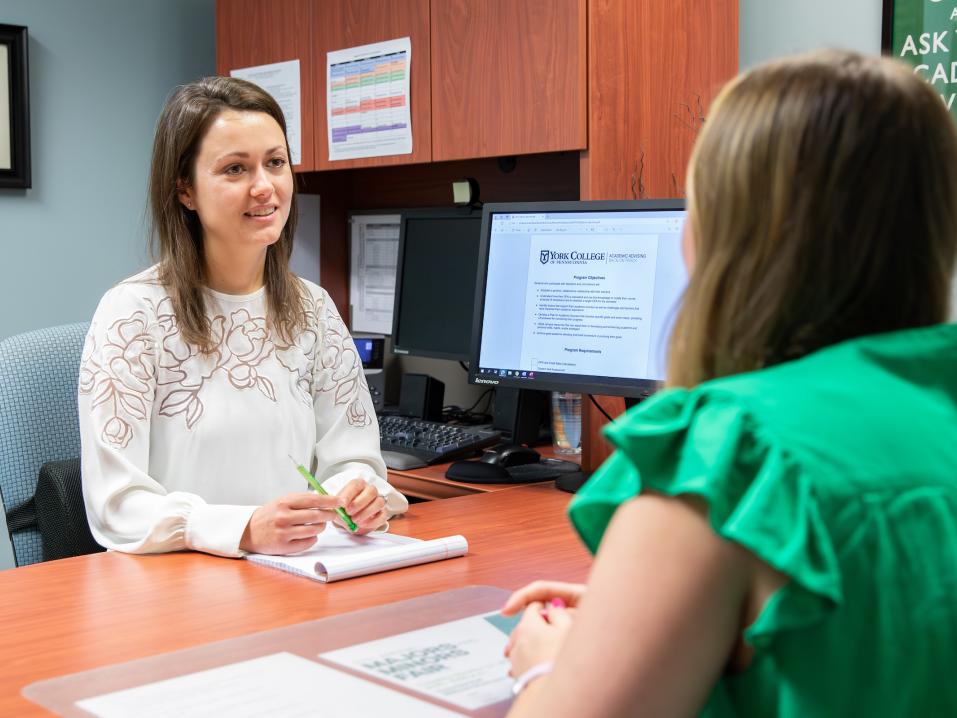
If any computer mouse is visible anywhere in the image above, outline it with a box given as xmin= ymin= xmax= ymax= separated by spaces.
xmin=480 ymin=445 xmax=541 ymax=468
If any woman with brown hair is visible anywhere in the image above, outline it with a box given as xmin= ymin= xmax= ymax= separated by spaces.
xmin=502 ymin=51 xmax=957 ymax=716
xmin=79 ymin=77 xmax=407 ymax=557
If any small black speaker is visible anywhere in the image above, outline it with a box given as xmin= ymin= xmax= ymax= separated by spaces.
xmin=493 ymin=388 xmax=548 ymax=445
xmin=399 ymin=373 xmax=445 ymax=421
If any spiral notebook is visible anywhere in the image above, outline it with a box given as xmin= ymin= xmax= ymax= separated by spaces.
xmin=245 ymin=524 xmax=468 ymax=582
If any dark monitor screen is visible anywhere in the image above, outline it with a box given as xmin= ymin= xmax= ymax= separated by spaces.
xmin=468 ymin=200 xmax=688 ymax=397
xmin=391 ymin=207 xmax=483 ymax=361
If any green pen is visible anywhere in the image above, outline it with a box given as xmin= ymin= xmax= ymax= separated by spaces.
xmin=287 ymin=455 xmax=359 ymax=533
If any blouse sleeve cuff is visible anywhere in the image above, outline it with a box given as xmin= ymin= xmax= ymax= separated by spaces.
xmin=185 ymin=504 xmax=259 ymax=558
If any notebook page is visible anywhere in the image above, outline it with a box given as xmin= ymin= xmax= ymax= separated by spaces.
xmin=317 ymin=534 xmax=469 ymax=580
xmin=246 ymin=525 xmax=467 ymax=582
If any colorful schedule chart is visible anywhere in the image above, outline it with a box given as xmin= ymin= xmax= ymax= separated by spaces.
xmin=327 ymin=37 xmax=413 ymax=161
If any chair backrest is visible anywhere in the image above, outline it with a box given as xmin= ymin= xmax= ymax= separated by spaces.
xmin=0 ymin=322 xmax=90 ymax=567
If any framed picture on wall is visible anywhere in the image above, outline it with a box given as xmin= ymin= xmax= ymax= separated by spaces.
xmin=0 ymin=23 xmax=31 ymax=189
xmin=882 ymin=0 xmax=957 ymax=121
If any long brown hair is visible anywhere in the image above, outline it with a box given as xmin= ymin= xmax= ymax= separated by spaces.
xmin=668 ymin=50 xmax=957 ymax=387
xmin=147 ymin=76 xmax=306 ymax=352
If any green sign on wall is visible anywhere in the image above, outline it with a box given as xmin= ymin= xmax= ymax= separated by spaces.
xmin=884 ymin=0 xmax=957 ymax=118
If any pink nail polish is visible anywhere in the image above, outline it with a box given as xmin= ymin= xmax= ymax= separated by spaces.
xmin=550 ymin=598 xmax=566 ymax=608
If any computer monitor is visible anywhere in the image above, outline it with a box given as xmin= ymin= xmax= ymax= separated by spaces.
xmin=391 ymin=207 xmax=484 ymax=361
xmin=352 ymin=335 xmax=384 ymax=369
xmin=468 ymin=200 xmax=688 ymax=397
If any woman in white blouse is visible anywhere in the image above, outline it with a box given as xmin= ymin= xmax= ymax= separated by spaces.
xmin=79 ymin=77 xmax=408 ymax=558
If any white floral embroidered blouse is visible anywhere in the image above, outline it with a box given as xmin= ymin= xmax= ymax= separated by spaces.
xmin=78 ymin=267 xmax=408 ymax=558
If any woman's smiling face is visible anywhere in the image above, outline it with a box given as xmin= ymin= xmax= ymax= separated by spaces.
xmin=178 ymin=109 xmax=293 ymax=256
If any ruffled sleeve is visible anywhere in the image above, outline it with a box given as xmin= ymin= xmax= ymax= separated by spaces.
xmin=569 ymin=388 xmax=844 ymax=645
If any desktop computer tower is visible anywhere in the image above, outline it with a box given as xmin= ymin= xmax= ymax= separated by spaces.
xmin=354 ymin=335 xmax=387 ymax=413
xmin=492 ymin=388 xmax=549 ymax=446
xmin=364 ymin=370 xmax=385 ymax=413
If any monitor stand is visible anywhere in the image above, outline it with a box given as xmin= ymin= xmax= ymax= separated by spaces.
xmin=623 ymin=391 xmax=653 ymax=411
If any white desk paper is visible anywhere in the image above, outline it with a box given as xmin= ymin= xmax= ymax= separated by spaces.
xmin=321 ymin=611 xmax=520 ymax=710
xmin=76 ymin=652 xmax=462 ymax=718
xmin=327 ymin=37 xmax=413 ymax=161
xmin=230 ymin=59 xmax=303 ymax=165
xmin=349 ymin=213 xmax=401 ymax=334
xmin=246 ymin=524 xmax=468 ymax=582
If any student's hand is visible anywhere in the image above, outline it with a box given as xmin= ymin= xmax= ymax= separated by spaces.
xmin=505 ymin=600 xmax=575 ymax=677
xmin=501 ymin=580 xmax=587 ymax=616
xmin=334 ymin=478 xmax=387 ymax=534
xmin=240 ymin=492 xmax=340 ymax=554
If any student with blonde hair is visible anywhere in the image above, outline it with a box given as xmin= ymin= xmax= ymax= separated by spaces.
xmin=503 ymin=50 xmax=957 ymax=717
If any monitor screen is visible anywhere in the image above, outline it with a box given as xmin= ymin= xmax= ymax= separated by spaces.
xmin=352 ymin=335 xmax=384 ymax=369
xmin=391 ymin=207 xmax=483 ymax=361
xmin=468 ymin=200 xmax=688 ymax=397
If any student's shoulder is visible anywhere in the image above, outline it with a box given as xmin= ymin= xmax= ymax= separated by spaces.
xmin=295 ymin=279 xmax=353 ymax=342
xmin=296 ymin=276 xmax=335 ymax=313
xmin=297 ymin=276 xmax=327 ymax=300
xmin=93 ymin=266 xmax=170 ymax=321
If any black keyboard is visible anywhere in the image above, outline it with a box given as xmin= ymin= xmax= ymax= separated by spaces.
xmin=379 ymin=415 xmax=501 ymax=466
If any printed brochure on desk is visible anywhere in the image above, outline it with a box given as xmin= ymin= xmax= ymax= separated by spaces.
xmin=319 ymin=610 xmax=521 ymax=711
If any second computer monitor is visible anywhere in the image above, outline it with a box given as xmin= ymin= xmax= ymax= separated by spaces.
xmin=469 ymin=200 xmax=688 ymax=397
xmin=391 ymin=207 xmax=484 ymax=361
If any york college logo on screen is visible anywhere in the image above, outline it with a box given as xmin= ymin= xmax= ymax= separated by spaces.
xmin=538 ymin=249 xmax=606 ymax=265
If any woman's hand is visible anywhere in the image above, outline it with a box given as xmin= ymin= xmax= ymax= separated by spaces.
xmin=240 ymin=492 xmax=340 ymax=554
xmin=505 ymin=600 xmax=575 ymax=677
xmin=335 ymin=478 xmax=387 ymax=534
xmin=501 ymin=581 xmax=587 ymax=616
xmin=502 ymin=581 xmax=584 ymax=678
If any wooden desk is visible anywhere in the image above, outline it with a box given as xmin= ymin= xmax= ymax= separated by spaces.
xmin=387 ymin=462 xmax=532 ymax=500
xmin=388 ymin=447 xmax=582 ymax=501
xmin=0 ymin=484 xmax=591 ymax=716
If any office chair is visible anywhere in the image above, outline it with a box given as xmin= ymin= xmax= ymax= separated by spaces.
xmin=0 ymin=322 xmax=103 ymax=567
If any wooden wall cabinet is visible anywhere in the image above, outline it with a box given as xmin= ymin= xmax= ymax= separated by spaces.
xmin=579 ymin=0 xmax=739 ymax=472
xmin=314 ymin=0 xmax=433 ymax=170
xmin=215 ymin=0 xmax=316 ymax=172
xmin=217 ymin=0 xmax=586 ymax=170
xmin=430 ymin=0 xmax=587 ymax=162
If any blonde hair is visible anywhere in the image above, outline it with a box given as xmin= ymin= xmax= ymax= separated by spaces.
xmin=668 ymin=50 xmax=957 ymax=387
xmin=147 ymin=76 xmax=307 ymax=353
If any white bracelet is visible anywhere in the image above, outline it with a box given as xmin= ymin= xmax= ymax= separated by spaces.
xmin=512 ymin=661 xmax=554 ymax=696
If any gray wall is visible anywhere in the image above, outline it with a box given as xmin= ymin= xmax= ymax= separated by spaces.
xmin=0 ymin=0 xmax=215 ymax=341
xmin=740 ymin=0 xmax=882 ymax=68
xmin=0 ymin=0 xmax=213 ymax=569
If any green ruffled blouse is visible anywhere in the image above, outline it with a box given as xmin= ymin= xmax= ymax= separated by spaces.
xmin=569 ymin=323 xmax=957 ymax=717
